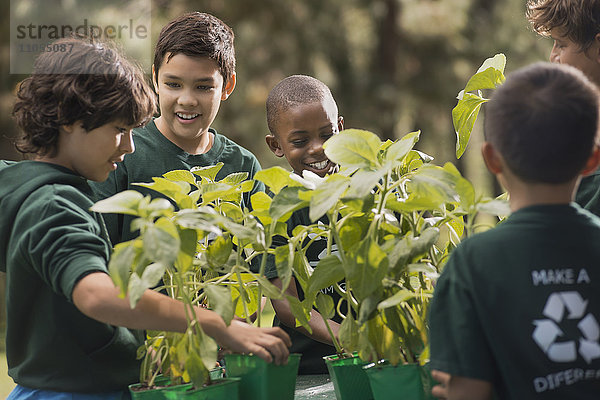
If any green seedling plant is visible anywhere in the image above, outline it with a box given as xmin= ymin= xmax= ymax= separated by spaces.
xmin=91 ymin=163 xmax=287 ymax=389
xmin=254 ymin=128 xmax=509 ymax=368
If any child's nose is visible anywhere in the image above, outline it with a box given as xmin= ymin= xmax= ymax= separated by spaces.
xmin=120 ymin=130 xmax=135 ymax=154
xmin=177 ymin=89 xmax=199 ymax=107
xmin=308 ymin=140 xmax=324 ymax=155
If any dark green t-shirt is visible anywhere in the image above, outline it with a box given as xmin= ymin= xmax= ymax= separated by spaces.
xmin=0 ymin=161 xmax=143 ymax=393
xmin=429 ymin=203 xmax=600 ymax=399
xmin=90 ymin=119 xmax=265 ymax=244
xmin=265 ymin=208 xmax=344 ymax=374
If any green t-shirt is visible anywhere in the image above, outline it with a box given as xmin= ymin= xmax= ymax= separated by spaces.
xmin=0 ymin=161 xmax=143 ymax=393
xmin=429 ymin=203 xmax=600 ymax=399
xmin=265 ymin=208 xmax=344 ymax=374
xmin=90 ymin=119 xmax=265 ymax=244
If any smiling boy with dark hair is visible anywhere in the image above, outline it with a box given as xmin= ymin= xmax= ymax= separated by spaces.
xmin=91 ymin=12 xmax=265 ymax=245
xmin=264 ymin=75 xmax=345 ymax=374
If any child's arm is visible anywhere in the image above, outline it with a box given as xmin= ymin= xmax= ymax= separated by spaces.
xmin=72 ymin=271 xmax=291 ymax=364
xmin=270 ymin=276 xmax=340 ymax=345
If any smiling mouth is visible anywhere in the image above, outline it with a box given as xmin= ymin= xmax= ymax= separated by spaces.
xmin=176 ymin=112 xmax=199 ymax=120
xmin=307 ymin=160 xmax=329 ymax=170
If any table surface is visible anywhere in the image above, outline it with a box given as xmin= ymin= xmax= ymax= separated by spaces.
xmin=294 ymin=374 xmax=336 ymax=400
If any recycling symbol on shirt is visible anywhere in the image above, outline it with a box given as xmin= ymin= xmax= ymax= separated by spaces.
xmin=532 ymin=291 xmax=600 ymax=364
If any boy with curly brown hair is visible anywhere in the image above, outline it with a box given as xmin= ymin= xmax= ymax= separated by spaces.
xmin=1 ymin=36 xmax=290 ymax=400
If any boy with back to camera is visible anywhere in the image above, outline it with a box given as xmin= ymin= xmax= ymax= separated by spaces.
xmin=91 ymin=12 xmax=265 ymax=245
xmin=0 ymin=36 xmax=290 ymax=400
xmin=429 ymin=62 xmax=600 ymax=399
xmin=526 ymin=0 xmax=600 ymax=216
xmin=264 ymin=75 xmax=345 ymax=374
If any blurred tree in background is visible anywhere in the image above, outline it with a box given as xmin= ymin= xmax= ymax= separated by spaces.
xmin=0 ymin=0 xmax=550 ymax=348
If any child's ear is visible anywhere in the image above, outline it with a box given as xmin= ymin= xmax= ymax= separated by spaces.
xmin=582 ymin=145 xmax=600 ymax=176
xmin=151 ymin=64 xmax=159 ymax=93
xmin=221 ymin=73 xmax=236 ymax=101
xmin=61 ymin=122 xmax=83 ymax=135
xmin=266 ymin=134 xmax=284 ymax=157
xmin=337 ymin=116 xmax=344 ymax=132
xmin=481 ymin=142 xmax=503 ymax=175
xmin=593 ymin=33 xmax=600 ymax=65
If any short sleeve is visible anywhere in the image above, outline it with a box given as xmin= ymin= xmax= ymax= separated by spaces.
xmin=428 ymin=248 xmax=497 ymax=382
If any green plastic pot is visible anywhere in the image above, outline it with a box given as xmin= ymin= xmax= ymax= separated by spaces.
xmin=128 ymin=381 xmax=188 ymax=400
xmin=224 ymin=353 xmax=301 ymax=400
xmin=128 ymin=367 xmax=224 ymax=400
xmin=323 ymin=354 xmax=373 ymax=400
xmin=363 ymin=362 xmax=436 ymax=400
xmin=163 ymin=378 xmax=241 ymax=400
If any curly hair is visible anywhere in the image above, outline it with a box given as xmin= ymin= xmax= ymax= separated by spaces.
xmin=12 ymin=37 xmax=156 ymax=156
xmin=153 ymin=12 xmax=235 ymax=88
xmin=526 ymin=0 xmax=600 ymax=51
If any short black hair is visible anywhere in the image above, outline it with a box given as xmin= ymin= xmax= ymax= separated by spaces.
xmin=266 ymin=75 xmax=337 ymax=135
xmin=484 ymin=62 xmax=599 ymax=183
xmin=13 ymin=36 xmax=156 ymax=156
xmin=153 ymin=12 xmax=235 ymax=88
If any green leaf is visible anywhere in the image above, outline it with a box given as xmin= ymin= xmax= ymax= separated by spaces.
xmin=346 ymin=240 xmax=387 ymax=301
xmin=377 ymin=289 xmax=416 ymax=310
xmin=135 ymin=178 xmax=190 ymax=199
xmin=286 ymin=295 xmax=312 ymax=334
xmin=358 ymin=292 xmax=382 ymax=324
xmin=90 ymin=190 xmax=145 ymax=216
xmin=338 ymin=218 xmax=365 ymax=250
xmin=176 ymin=209 xmax=223 ymax=236
xmin=143 ymin=218 xmax=180 ymax=265
xmin=175 ymin=228 xmax=197 ymax=273
xmin=254 ymin=275 xmax=284 ymax=299
xmin=219 ymin=172 xmax=249 ymax=186
xmin=254 ymin=166 xmax=297 ymax=195
xmin=346 ymin=168 xmax=387 ymax=198
xmin=452 ymin=93 xmax=488 ymax=159
xmin=309 ymin=174 xmax=350 ymax=221
xmin=476 ymin=53 xmax=506 ymax=74
xmin=204 ymin=285 xmax=234 ymax=326
xmin=339 ymin=313 xmax=359 ymax=352
xmin=162 ymin=170 xmax=198 ymax=187
xmin=191 ymin=162 xmax=223 ymax=182
xmin=477 ymin=198 xmax=511 ymax=217
xmin=306 ymin=254 xmax=345 ymax=299
xmin=384 ymin=130 xmax=420 ymax=164
xmin=270 ymin=186 xmax=309 ymax=221
xmin=464 ymin=67 xmax=506 ymax=92
xmin=207 ymin=235 xmax=233 ymax=267
xmin=186 ymin=348 xmax=209 ymax=388
xmin=127 ymin=273 xmax=146 ymax=308
xmin=324 ymin=129 xmax=382 ymax=169
xmin=140 ymin=262 xmax=167 ymax=289
xmin=315 ymin=292 xmax=335 ymax=320
xmin=250 ymin=192 xmax=274 ymax=225
xmin=108 ymin=241 xmax=138 ymax=296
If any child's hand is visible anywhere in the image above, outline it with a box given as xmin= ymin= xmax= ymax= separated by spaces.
xmin=431 ymin=370 xmax=450 ymax=399
xmin=219 ymin=320 xmax=292 ymax=365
